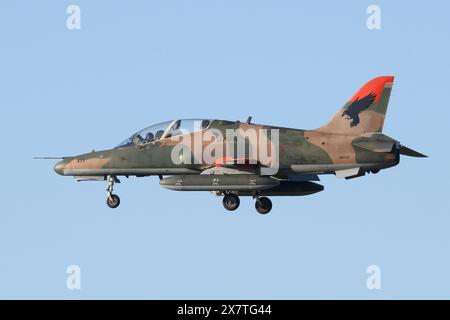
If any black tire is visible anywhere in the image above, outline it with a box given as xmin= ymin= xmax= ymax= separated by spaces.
xmin=255 ymin=197 xmax=272 ymax=214
xmin=106 ymin=194 xmax=120 ymax=209
xmin=223 ymin=194 xmax=240 ymax=211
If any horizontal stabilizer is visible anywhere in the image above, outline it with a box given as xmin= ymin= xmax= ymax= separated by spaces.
xmin=400 ymin=146 xmax=427 ymax=158
xmin=353 ymin=140 xmax=395 ymax=153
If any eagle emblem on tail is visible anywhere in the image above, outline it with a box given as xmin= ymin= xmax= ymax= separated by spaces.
xmin=341 ymin=92 xmax=376 ymax=127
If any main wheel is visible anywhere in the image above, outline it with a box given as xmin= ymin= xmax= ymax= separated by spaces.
xmin=106 ymin=194 xmax=120 ymax=209
xmin=223 ymin=194 xmax=240 ymax=211
xmin=255 ymin=197 xmax=272 ymax=214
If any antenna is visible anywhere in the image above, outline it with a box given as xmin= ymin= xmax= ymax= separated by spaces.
xmin=246 ymin=116 xmax=253 ymax=124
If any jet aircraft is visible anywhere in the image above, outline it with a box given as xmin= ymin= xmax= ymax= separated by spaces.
xmin=49 ymin=76 xmax=426 ymax=214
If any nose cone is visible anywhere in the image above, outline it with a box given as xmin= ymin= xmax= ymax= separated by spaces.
xmin=53 ymin=160 xmax=65 ymax=175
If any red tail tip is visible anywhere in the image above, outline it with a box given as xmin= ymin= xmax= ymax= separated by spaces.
xmin=349 ymin=76 xmax=394 ymax=102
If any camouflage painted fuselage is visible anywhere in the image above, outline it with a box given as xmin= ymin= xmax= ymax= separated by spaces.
xmin=54 ymin=120 xmax=399 ymax=178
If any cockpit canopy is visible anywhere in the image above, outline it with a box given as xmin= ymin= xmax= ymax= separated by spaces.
xmin=116 ymin=119 xmax=212 ymax=148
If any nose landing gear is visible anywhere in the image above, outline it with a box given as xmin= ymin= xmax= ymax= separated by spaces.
xmin=106 ymin=176 xmax=121 ymax=209
xmin=107 ymin=194 xmax=120 ymax=208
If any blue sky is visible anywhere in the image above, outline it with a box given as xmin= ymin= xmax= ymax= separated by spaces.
xmin=0 ymin=1 xmax=449 ymax=299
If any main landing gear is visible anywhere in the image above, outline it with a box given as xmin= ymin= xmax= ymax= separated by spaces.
xmin=223 ymin=193 xmax=240 ymax=211
xmin=255 ymin=197 xmax=272 ymax=215
xmin=222 ymin=193 xmax=272 ymax=215
xmin=106 ymin=176 xmax=121 ymax=209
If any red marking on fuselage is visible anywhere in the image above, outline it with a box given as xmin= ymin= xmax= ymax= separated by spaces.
xmin=214 ymin=157 xmax=257 ymax=167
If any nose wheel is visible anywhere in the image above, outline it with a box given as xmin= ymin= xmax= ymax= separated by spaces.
xmin=106 ymin=176 xmax=121 ymax=209
xmin=107 ymin=194 xmax=120 ymax=209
